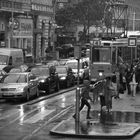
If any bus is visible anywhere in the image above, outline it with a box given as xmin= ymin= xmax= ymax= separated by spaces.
xmin=90 ymin=40 xmax=118 ymax=83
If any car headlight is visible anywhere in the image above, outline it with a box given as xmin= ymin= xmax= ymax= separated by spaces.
xmin=60 ymin=77 xmax=66 ymax=80
xmin=40 ymin=79 xmax=45 ymax=83
xmin=16 ymin=87 xmax=24 ymax=92
xmin=99 ymin=72 xmax=103 ymax=77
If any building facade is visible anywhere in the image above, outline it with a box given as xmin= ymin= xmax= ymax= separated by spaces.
xmin=0 ymin=0 xmax=55 ymax=61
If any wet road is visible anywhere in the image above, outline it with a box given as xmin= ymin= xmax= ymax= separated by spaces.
xmin=1 ymin=88 xmax=140 ymax=140
xmin=0 ymin=88 xmax=76 ymax=140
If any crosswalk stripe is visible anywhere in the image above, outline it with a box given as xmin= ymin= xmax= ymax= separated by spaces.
xmin=24 ymin=109 xmax=55 ymax=124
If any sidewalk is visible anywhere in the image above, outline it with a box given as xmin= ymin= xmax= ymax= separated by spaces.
xmin=50 ymin=91 xmax=140 ymax=138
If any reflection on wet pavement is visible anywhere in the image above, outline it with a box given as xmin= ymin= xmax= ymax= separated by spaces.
xmin=90 ymin=110 xmax=140 ymax=123
xmin=50 ymin=110 xmax=140 ymax=138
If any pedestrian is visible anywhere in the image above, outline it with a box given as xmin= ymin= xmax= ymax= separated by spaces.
xmin=104 ymin=74 xmax=115 ymax=112
xmin=73 ymin=80 xmax=93 ymax=119
xmin=114 ymin=71 xmax=120 ymax=99
xmin=125 ymin=65 xmax=133 ymax=95
xmin=83 ymin=65 xmax=89 ymax=80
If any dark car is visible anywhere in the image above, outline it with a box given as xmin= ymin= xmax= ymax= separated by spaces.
xmin=55 ymin=66 xmax=75 ymax=88
xmin=27 ymin=65 xmax=59 ymax=94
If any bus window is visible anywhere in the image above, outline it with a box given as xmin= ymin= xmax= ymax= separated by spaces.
xmin=91 ymin=48 xmax=99 ymax=63
xmin=112 ymin=48 xmax=116 ymax=64
xmin=100 ymin=49 xmax=110 ymax=62
xmin=91 ymin=47 xmax=111 ymax=63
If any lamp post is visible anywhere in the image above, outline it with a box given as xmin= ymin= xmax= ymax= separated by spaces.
xmin=10 ymin=0 xmax=14 ymax=48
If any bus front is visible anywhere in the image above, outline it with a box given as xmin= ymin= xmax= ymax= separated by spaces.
xmin=90 ymin=46 xmax=112 ymax=83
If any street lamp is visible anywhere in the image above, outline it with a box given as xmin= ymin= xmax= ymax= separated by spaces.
xmin=10 ymin=0 xmax=14 ymax=48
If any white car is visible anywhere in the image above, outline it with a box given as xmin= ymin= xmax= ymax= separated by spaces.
xmin=0 ymin=72 xmax=39 ymax=101
xmin=65 ymin=59 xmax=88 ymax=83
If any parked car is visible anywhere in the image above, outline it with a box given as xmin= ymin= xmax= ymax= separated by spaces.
xmin=0 ymin=72 xmax=39 ymax=101
xmin=65 ymin=59 xmax=88 ymax=83
xmin=55 ymin=65 xmax=75 ymax=88
xmin=27 ymin=65 xmax=59 ymax=94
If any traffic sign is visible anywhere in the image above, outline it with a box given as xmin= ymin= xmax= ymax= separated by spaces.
xmin=93 ymin=38 xmax=101 ymax=46
xmin=128 ymin=37 xmax=137 ymax=47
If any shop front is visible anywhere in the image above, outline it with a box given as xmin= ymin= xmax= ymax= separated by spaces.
xmin=9 ymin=17 xmax=33 ymax=61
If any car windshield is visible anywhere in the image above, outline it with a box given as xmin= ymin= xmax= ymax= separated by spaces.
xmin=9 ymin=68 xmax=22 ymax=73
xmin=0 ymin=55 xmax=9 ymax=65
xmin=0 ymin=73 xmax=27 ymax=83
xmin=0 ymin=70 xmax=6 ymax=75
xmin=31 ymin=67 xmax=49 ymax=76
xmin=56 ymin=67 xmax=67 ymax=74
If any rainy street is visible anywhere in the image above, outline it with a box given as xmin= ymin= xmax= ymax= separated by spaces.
xmin=0 ymin=87 xmax=140 ymax=140
xmin=0 ymin=88 xmax=76 ymax=140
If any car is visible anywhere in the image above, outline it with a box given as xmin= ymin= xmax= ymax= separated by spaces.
xmin=58 ymin=59 xmax=69 ymax=65
xmin=0 ymin=69 xmax=6 ymax=80
xmin=0 ymin=72 xmax=39 ymax=101
xmin=55 ymin=66 xmax=75 ymax=88
xmin=46 ymin=60 xmax=60 ymax=67
xmin=27 ymin=65 xmax=59 ymax=94
xmin=8 ymin=64 xmax=29 ymax=73
xmin=65 ymin=59 xmax=88 ymax=83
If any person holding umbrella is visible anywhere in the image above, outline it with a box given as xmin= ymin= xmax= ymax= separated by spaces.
xmin=103 ymin=73 xmax=115 ymax=112
xmin=73 ymin=80 xmax=93 ymax=119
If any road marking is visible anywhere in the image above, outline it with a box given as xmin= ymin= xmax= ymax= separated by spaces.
xmin=22 ymin=105 xmax=74 ymax=140
xmin=24 ymin=109 xmax=55 ymax=124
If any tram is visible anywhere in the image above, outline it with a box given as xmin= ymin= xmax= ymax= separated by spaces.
xmin=89 ymin=40 xmax=118 ymax=83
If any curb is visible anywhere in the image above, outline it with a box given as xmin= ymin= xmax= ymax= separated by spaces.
xmin=50 ymin=120 xmax=140 ymax=139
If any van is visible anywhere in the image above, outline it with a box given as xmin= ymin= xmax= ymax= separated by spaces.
xmin=0 ymin=48 xmax=24 ymax=70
